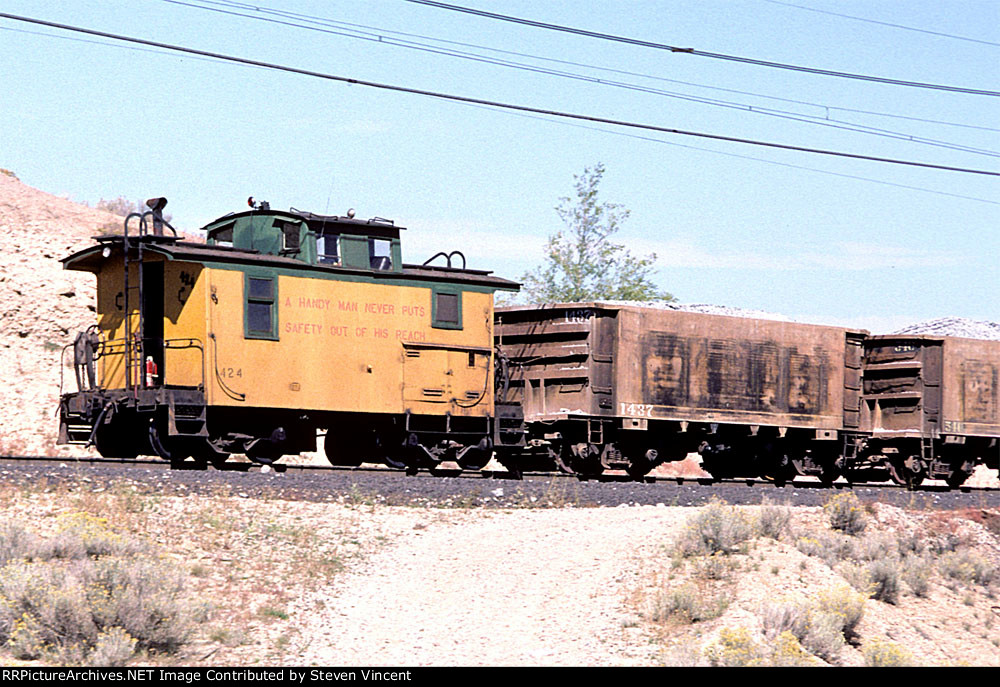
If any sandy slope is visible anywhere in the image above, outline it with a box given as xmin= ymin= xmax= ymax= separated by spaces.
xmin=0 ymin=171 xmax=112 ymax=455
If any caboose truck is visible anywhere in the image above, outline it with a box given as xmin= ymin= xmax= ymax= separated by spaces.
xmin=58 ymin=198 xmax=520 ymax=469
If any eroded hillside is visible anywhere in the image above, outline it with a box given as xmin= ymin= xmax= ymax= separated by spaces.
xmin=0 ymin=171 xmax=113 ymax=455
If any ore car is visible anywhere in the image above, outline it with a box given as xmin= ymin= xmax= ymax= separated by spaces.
xmin=861 ymin=334 xmax=1000 ymax=487
xmin=58 ymin=199 xmax=518 ymax=468
xmin=495 ymin=302 xmax=866 ymax=480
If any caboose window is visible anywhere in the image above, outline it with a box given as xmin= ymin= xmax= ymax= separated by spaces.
xmin=278 ymin=220 xmax=301 ymax=252
xmin=369 ymin=238 xmax=392 ymax=271
xmin=248 ymin=277 xmax=272 ymax=300
xmin=209 ymin=222 xmax=234 ymax=247
xmin=317 ymin=233 xmax=341 ymax=265
xmin=432 ymin=288 xmax=462 ymax=330
xmin=245 ymin=275 xmax=278 ymax=340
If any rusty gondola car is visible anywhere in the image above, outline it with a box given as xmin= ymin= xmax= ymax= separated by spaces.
xmin=494 ymin=302 xmax=867 ymax=481
xmin=862 ymin=334 xmax=1000 ymax=487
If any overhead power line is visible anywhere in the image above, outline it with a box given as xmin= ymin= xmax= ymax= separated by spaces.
xmin=762 ymin=0 xmax=1000 ymax=48
xmin=164 ymin=0 xmax=1000 ymax=159
xmin=0 ymin=11 xmax=996 ymax=177
xmin=454 ymin=100 xmax=1000 ymax=207
xmin=407 ymin=0 xmax=1000 ymax=97
xmin=183 ymin=0 xmax=1000 ymax=133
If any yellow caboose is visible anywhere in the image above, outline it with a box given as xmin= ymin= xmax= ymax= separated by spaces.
xmin=58 ymin=199 xmax=518 ymax=469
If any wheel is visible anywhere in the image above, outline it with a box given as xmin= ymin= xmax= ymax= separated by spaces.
xmin=625 ymin=456 xmax=652 ymax=479
xmin=887 ymin=457 xmax=924 ymax=489
xmin=945 ymin=461 xmax=975 ymax=488
xmin=569 ymin=444 xmax=604 ymax=476
xmin=382 ymin=453 xmax=410 ymax=470
xmin=548 ymin=445 xmax=575 ymax=474
xmin=817 ymin=462 xmax=842 ymax=487
xmin=802 ymin=452 xmax=842 ymax=486
xmin=93 ymin=420 xmax=139 ymax=459
xmin=148 ymin=422 xmax=191 ymax=467
xmin=765 ymin=453 xmax=797 ymax=486
xmin=494 ymin=449 xmax=523 ymax=479
xmin=193 ymin=439 xmax=231 ymax=469
xmin=324 ymin=443 xmax=364 ymax=467
xmin=456 ymin=440 xmax=493 ymax=471
xmin=245 ymin=443 xmax=281 ymax=465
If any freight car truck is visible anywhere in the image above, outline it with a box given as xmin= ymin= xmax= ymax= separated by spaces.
xmin=495 ymin=302 xmax=866 ymax=480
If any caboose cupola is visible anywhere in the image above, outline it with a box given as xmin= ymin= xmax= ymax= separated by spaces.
xmin=202 ymin=206 xmax=403 ymax=273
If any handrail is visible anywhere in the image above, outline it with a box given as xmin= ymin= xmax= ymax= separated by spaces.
xmin=75 ymin=335 xmax=206 ymax=393
xmin=422 ymin=250 xmax=467 ymax=269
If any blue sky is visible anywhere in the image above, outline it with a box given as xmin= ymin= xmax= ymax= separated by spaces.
xmin=1 ymin=0 xmax=997 ymax=332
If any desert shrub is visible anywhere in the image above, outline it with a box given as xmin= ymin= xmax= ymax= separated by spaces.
xmin=858 ymin=532 xmax=898 ymax=561
xmin=796 ymin=531 xmax=857 ymax=568
xmin=0 ymin=517 xmax=190 ymax=664
xmin=837 ymin=560 xmax=870 ymax=594
xmin=895 ymin=530 xmax=925 ymax=556
xmin=824 ymin=493 xmax=867 ymax=535
xmin=840 ymin=558 xmax=901 ymax=604
xmin=0 ymin=522 xmax=38 ymax=566
xmin=705 ymin=626 xmax=764 ymax=667
xmin=695 ymin=553 xmax=737 ymax=580
xmin=938 ymin=550 xmax=996 ymax=587
xmin=662 ymin=642 xmax=703 ymax=667
xmin=86 ymin=556 xmax=190 ymax=653
xmin=7 ymin=613 xmax=46 ymax=660
xmin=802 ymin=610 xmax=846 ymax=662
xmin=815 ymin=585 xmax=865 ymax=643
xmin=758 ymin=588 xmax=864 ymax=664
xmin=863 ymin=638 xmax=913 ymax=667
xmin=34 ymin=513 xmax=149 ymax=560
xmin=902 ymin=554 xmax=933 ymax=597
xmin=674 ymin=499 xmax=755 ymax=556
xmin=762 ymin=602 xmax=846 ymax=663
xmin=867 ymin=558 xmax=901 ymax=604
xmin=0 ymin=561 xmax=97 ymax=656
xmin=760 ymin=599 xmax=810 ymax=641
xmin=927 ymin=532 xmax=964 ymax=554
xmin=88 ymin=627 xmax=137 ymax=667
xmin=769 ymin=631 xmax=813 ymax=666
xmin=756 ymin=500 xmax=791 ymax=540
xmin=648 ymin=584 xmax=729 ymax=624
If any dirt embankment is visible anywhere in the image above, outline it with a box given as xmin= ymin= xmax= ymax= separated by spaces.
xmin=0 ymin=171 xmax=118 ymax=456
xmin=2 ymin=480 xmax=999 ymax=667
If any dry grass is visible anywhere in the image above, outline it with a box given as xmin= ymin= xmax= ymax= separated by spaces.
xmin=0 ymin=479 xmax=405 ymax=665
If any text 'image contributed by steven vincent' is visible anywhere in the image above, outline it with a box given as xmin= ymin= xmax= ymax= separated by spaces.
xmin=2 ymin=669 xmax=414 ymax=683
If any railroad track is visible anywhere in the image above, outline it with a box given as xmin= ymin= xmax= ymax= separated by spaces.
xmin=1 ymin=453 xmax=995 ymax=494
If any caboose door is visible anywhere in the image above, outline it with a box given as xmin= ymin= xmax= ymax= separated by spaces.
xmin=141 ymin=261 xmax=164 ymax=386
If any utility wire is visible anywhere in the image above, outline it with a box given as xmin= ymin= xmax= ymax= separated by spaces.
xmin=762 ymin=0 xmax=1000 ymax=48
xmin=190 ymin=0 xmax=1000 ymax=133
xmin=5 ymin=22 xmax=992 ymax=207
xmin=165 ymin=0 xmax=1000 ymax=158
xmin=0 ymin=11 xmax=996 ymax=177
xmin=452 ymin=100 xmax=1000 ymax=206
xmin=408 ymin=0 xmax=1000 ymax=97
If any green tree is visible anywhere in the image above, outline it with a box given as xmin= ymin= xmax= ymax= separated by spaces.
xmin=520 ymin=164 xmax=672 ymax=303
